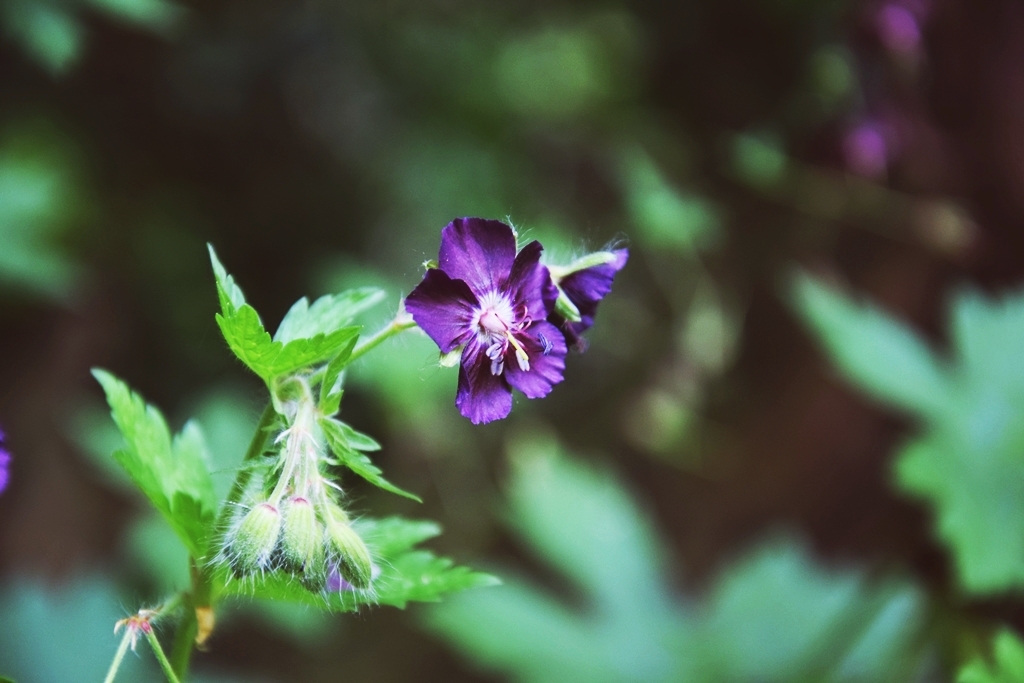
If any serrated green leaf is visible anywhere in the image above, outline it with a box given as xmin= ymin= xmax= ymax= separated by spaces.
xmin=275 ymin=287 xmax=385 ymax=344
xmin=271 ymin=327 xmax=360 ymax=378
xmin=959 ymin=630 xmax=1024 ymax=683
xmin=216 ymin=305 xmax=360 ymax=382
xmin=92 ymin=369 xmax=216 ymax=558
xmin=207 ymin=244 xmax=246 ymax=316
xmin=213 ymin=516 xmax=494 ymax=612
xmin=215 ymin=305 xmax=279 ymax=376
xmin=320 ymin=418 xmax=420 ymax=502
xmin=790 ymin=272 xmax=952 ymax=417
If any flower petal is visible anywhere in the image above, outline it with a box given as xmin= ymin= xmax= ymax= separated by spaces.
xmin=405 ymin=269 xmax=478 ymax=353
xmin=504 ymin=321 xmax=567 ymax=399
xmin=456 ymin=343 xmax=513 ymax=424
xmin=0 ymin=430 xmax=9 ymax=495
xmin=438 ymin=218 xmax=517 ymax=295
xmin=557 ymin=249 xmax=628 ymax=346
xmin=503 ymin=240 xmax=556 ymax=321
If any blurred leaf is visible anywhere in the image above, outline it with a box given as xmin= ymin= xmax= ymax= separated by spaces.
xmin=794 ymin=277 xmax=1024 ymax=593
xmin=129 ymin=512 xmax=192 ymax=592
xmin=623 ymin=149 xmax=721 ymax=253
xmin=92 ymin=368 xmax=216 ymax=558
xmin=732 ymin=133 xmax=788 ymax=189
xmin=791 ymin=272 xmax=952 ymax=416
xmin=274 ymin=288 xmax=385 ymax=344
xmin=1 ymin=1 xmax=81 ymax=74
xmin=959 ymin=630 xmax=1024 ymax=683
xmin=82 ymin=0 xmax=181 ymax=29
xmin=426 ymin=439 xmax=925 ymax=683
xmin=320 ymin=417 xmax=421 ymax=502
xmin=214 ymin=516 xmax=496 ymax=611
xmin=0 ymin=123 xmax=83 ymax=297
xmin=0 ymin=577 xmax=154 ymax=681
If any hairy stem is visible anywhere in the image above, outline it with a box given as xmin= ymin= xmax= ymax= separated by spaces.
xmin=347 ymin=315 xmax=417 ymax=366
xmin=147 ymin=629 xmax=182 ymax=683
xmin=103 ymin=629 xmax=133 ymax=683
xmin=168 ymin=607 xmax=197 ymax=680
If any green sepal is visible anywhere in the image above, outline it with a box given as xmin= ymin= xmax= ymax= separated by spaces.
xmin=549 ymin=251 xmax=618 ymax=281
xmin=92 ymin=369 xmax=216 ymax=559
xmin=320 ymin=418 xmax=421 ymax=502
xmin=554 ymin=287 xmax=582 ymax=323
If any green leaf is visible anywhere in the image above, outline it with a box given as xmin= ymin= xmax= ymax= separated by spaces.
xmin=319 ymin=336 xmax=358 ymax=415
xmin=320 ymin=418 xmax=421 ymax=502
xmin=213 ymin=516 xmax=495 ymax=611
xmin=92 ymin=369 xmax=216 ymax=558
xmin=795 ymin=279 xmax=1024 ymax=593
xmin=959 ymin=630 xmax=1024 ymax=683
xmin=207 ymin=244 xmax=246 ymax=316
xmin=790 ymin=272 xmax=951 ymax=417
xmin=271 ymin=326 xmax=360 ymax=378
xmin=425 ymin=440 xmax=926 ymax=683
xmin=274 ymin=287 xmax=385 ymax=343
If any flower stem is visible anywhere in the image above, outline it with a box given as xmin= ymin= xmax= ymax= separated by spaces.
xmin=103 ymin=629 xmax=134 ymax=683
xmin=146 ymin=629 xmax=181 ymax=683
xmin=347 ymin=315 xmax=417 ymax=366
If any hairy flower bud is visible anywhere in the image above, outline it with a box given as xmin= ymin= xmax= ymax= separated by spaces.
xmin=324 ymin=513 xmax=373 ymax=590
xmin=231 ymin=502 xmax=282 ymax=572
xmin=280 ymin=496 xmax=324 ymax=576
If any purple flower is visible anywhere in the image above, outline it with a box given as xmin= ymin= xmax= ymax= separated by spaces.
xmin=550 ymin=249 xmax=628 ymax=352
xmin=405 ymin=218 xmax=567 ymax=424
xmin=327 ymin=561 xmax=381 ymax=592
xmin=0 ymin=428 xmax=9 ymax=495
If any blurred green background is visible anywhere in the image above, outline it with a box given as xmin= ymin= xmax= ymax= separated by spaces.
xmin=1 ymin=0 xmax=1022 ymax=680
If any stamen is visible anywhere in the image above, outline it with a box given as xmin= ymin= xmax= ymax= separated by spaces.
xmin=538 ymin=333 xmax=553 ymax=356
xmin=490 ymin=358 xmax=504 ymax=375
xmin=505 ymin=332 xmax=530 ymax=372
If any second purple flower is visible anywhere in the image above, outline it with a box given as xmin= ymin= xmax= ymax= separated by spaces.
xmin=405 ymin=218 xmax=567 ymax=424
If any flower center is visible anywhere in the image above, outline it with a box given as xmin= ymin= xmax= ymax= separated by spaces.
xmin=474 ymin=292 xmax=531 ymax=376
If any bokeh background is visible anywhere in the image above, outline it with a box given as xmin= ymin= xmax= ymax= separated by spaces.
xmin=1 ymin=0 xmax=1022 ymax=680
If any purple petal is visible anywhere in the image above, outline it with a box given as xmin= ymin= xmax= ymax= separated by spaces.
xmin=503 ymin=240 xmax=556 ymax=321
xmin=405 ymin=268 xmax=479 ymax=353
xmin=557 ymin=249 xmax=628 ymax=343
xmin=0 ymin=430 xmax=9 ymax=495
xmin=438 ymin=218 xmax=517 ymax=295
xmin=456 ymin=343 xmax=513 ymax=424
xmin=504 ymin=321 xmax=567 ymax=399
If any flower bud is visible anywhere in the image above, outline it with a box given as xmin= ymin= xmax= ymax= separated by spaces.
xmin=324 ymin=514 xmax=373 ymax=590
xmin=280 ymin=497 xmax=324 ymax=575
xmin=231 ymin=502 xmax=281 ymax=572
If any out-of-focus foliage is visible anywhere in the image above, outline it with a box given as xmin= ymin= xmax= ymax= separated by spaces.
xmin=0 ymin=122 xmax=84 ymax=300
xmin=425 ymin=436 xmax=925 ymax=683
xmin=1 ymin=0 xmax=180 ymax=74
xmin=960 ymin=631 xmax=1024 ymax=683
xmin=793 ymin=274 xmax=1024 ymax=594
xmin=0 ymin=577 xmax=154 ymax=681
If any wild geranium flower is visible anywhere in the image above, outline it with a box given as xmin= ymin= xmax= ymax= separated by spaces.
xmin=549 ymin=249 xmax=628 ymax=352
xmin=0 ymin=428 xmax=9 ymax=495
xmin=405 ymin=217 xmax=567 ymax=424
